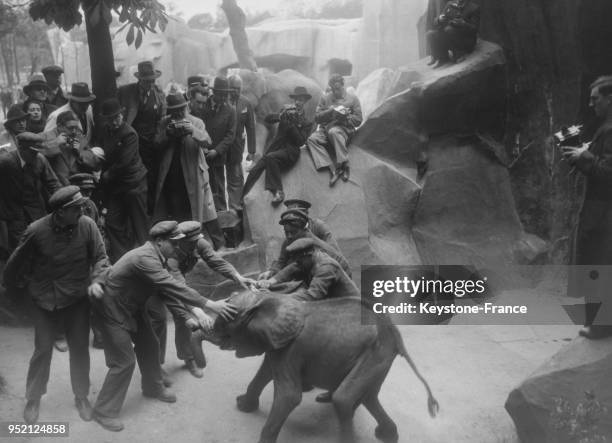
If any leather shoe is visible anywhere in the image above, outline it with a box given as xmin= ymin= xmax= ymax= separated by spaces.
xmin=315 ymin=391 xmax=333 ymax=403
xmin=185 ymin=359 xmax=204 ymax=378
xmin=579 ymin=325 xmax=612 ymax=340
xmin=142 ymin=387 xmax=177 ymax=403
xmin=23 ymin=398 xmax=40 ymax=424
xmin=93 ymin=413 xmax=124 ymax=432
xmin=329 ymin=169 xmax=342 ymax=187
xmin=271 ymin=190 xmax=285 ymax=206
xmin=54 ymin=338 xmax=68 ymax=352
xmin=75 ymin=397 xmax=93 ymax=421
xmin=161 ymin=368 xmax=172 ymax=387
xmin=341 ymin=165 xmax=350 ymax=182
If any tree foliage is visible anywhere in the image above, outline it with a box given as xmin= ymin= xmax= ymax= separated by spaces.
xmin=29 ymin=0 xmax=169 ymax=49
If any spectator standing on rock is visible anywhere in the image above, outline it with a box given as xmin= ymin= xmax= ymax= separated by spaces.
xmin=306 ymin=74 xmax=362 ymax=187
xmin=563 ymin=75 xmax=612 ymax=340
xmin=118 ymin=61 xmax=166 ymax=213
xmin=426 ymin=0 xmax=480 ymax=68
xmin=3 ymin=185 xmax=110 ymax=425
xmin=242 ymin=87 xmax=314 ymax=206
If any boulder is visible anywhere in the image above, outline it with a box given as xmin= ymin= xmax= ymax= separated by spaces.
xmin=505 ymin=337 xmax=612 ymax=443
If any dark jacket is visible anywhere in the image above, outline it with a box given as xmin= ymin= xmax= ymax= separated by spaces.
xmin=264 ymin=110 xmax=313 ymax=155
xmin=3 ymin=214 xmax=109 ymax=310
xmin=117 ymin=82 xmax=166 ymax=134
xmin=177 ymin=237 xmax=240 ymax=280
xmin=95 ymin=241 xmax=207 ymax=332
xmin=47 ymin=87 xmax=68 ymax=108
xmin=433 ymin=0 xmax=480 ymax=37
xmin=0 ymin=150 xmax=60 ymax=222
xmin=101 ymin=122 xmax=147 ymax=194
xmin=228 ymin=95 xmax=256 ymax=164
xmin=202 ymin=98 xmax=236 ymax=166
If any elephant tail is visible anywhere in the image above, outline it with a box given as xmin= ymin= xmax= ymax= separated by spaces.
xmin=390 ymin=325 xmax=440 ymax=418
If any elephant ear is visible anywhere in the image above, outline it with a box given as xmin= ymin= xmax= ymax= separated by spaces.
xmin=231 ymin=295 xmax=306 ymax=358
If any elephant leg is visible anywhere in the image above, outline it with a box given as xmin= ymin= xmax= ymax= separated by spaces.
xmin=237 ymin=354 xmax=273 ymax=413
xmin=258 ymin=354 xmax=302 ymax=443
xmin=363 ymin=390 xmax=398 ymax=443
xmin=332 ymin=347 xmax=395 ymax=443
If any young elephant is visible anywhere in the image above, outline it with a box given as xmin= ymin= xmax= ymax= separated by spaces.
xmin=209 ymin=290 xmax=439 ymax=443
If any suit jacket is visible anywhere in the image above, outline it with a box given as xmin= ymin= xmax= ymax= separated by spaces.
xmin=227 ymin=95 xmax=256 ymax=164
xmin=46 ymin=87 xmax=68 ymax=108
xmin=117 ymin=82 xmax=166 ymax=132
xmin=202 ymin=98 xmax=236 ymax=166
xmin=101 ymin=122 xmax=147 ymax=194
xmin=0 ymin=150 xmax=60 ymax=222
xmin=315 ymin=90 xmax=363 ymax=134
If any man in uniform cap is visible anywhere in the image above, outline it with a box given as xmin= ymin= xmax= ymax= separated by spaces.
xmin=41 ymin=65 xmax=68 ymax=108
xmin=226 ymin=74 xmax=256 ymax=214
xmin=202 ymin=76 xmax=236 ymax=212
xmin=0 ymin=132 xmax=60 ymax=253
xmin=90 ymin=220 xmax=236 ymax=432
xmin=3 ymin=185 xmax=110 ymax=424
xmin=153 ymin=220 xmax=255 ymax=377
xmin=283 ymin=198 xmax=342 ymax=253
xmin=118 ymin=60 xmax=166 ymax=212
xmin=563 ymin=75 xmax=612 ymax=339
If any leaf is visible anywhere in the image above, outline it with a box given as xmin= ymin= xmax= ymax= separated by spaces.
xmin=119 ymin=6 xmax=129 ymax=22
xmin=135 ymin=29 xmax=142 ymax=48
xmin=126 ymin=24 xmax=134 ymax=45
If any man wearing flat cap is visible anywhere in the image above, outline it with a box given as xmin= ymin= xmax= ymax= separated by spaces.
xmin=90 ymin=220 xmax=236 ymax=432
xmin=21 ymin=73 xmax=58 ymax=121
xmin=42 ymin=65 xmax=68 ymax=108
xmin=3 ymin=185 xmax=110 ymax=424
xmin=0 ymin=132 xmax=60 ymax=253
xmin=98 ymin=98 xmax=149 ymax=263
xmin=149 ymin=220 xmax=255 ymax=377
xmin=45 ymin=82 xmax=96 ymax=151
xmin=202 ymin=76 xmax=236 ymax=212
xmin=243 ymin=87 xmax=314 ymax=206
xmin=306 ymin=74 xmax=362 ymax=187
xmin=563 ymin=75 xmax=612 ymax=339
xmin=118 ymin=60 xmax=166 ymax=212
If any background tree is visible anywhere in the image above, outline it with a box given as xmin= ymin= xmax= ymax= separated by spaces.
xmin=29 ymin=0 xmax=169 ymax=107
xmin=0 ymin=1 xmax=18 ymax=85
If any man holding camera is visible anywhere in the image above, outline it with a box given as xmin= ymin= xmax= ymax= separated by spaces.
xmin=243 ymin=86 xmax=314 ymax=205
xmin=426 ymin=0 xmax=480 ymax=68
xmin=563 ymin=76 xmax=612 ymax=339
xmin=40 ymin=110 xmax=86 ymax=185
xmin=154 ymin=93 xmax=226 ymax=250
xmin=306 ymin=74 xmax=362 ymax=187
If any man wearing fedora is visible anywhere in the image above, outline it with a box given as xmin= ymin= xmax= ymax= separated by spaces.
xmin=45 ymin=82 xmax=96 ymax=150
xmin=226 ymin=74 xmax=256 ymax=214
xmin=98 ymin=98 xmax=149 ymax=263
xmin=21 ymin=74 xmax=57 ymax=121
xmin=306 ymin=74 xmax=362 ymax=187
xmin=0 ymin=132 xmax=60 ymax=253
xmin=153 ymin=93 xmax=227 ymax=250
xmin=4 ymin=185 xmax=109 ymax=424
xmin=2 ymin=104 xmax=29 ymax=152
xmin=202 ymin=76 xmax=236 ymax=212
xmin=118 ymin=60 xmax=166 ymax=213
xmin=243 ymin=86 xmax=314 ymax=206
xmin=41 ymin=65 xmax=68 ymax=108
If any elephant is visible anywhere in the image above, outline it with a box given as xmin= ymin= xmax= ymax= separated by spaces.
xmin=207 ymin=289 xmax=439 ymax=443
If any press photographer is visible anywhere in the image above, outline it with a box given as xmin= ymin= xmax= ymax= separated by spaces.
xmin=562 ymin=75 xmax=612 ymax=339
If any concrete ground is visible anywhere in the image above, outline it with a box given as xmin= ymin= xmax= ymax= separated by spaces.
xmin=0 ymin=289 xmax=579 ymax=443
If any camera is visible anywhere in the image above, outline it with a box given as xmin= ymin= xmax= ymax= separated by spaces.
xmin=333 ymin=105 xmax=350 ymax=117
xmin=167 ymin=119 xmax=191 ymax=137
xmin=554 ymin=125 xmax=585 ymax=147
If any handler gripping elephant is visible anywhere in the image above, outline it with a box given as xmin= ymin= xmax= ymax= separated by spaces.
xmin=207 ymin=290 xmax=439 ymax=443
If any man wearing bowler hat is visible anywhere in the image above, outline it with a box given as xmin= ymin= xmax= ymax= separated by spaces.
xmin=98 ymin=98 xmax=149 ymax=263
xmin=242 ymin=87 xmax=314 ymax=206
xmin=154 ymin=93 xmax=226 ymax=250
xmin=118 ymin=60 xmax=166 ymax=213
xmin=202 ymin=76 xmax=236 ymax=212
xmin=0 ymin=132 xmax=60 ymax=253
xmin=3 ymin=185 xmax=110 ymax=424
xmin=90 ymin=220 xmax=236 ymax=432
xmin=45 ymin=82 xmax=96 ymax=150
xmin=41 ymin=65 xmax=68 ymax=108
xmin=21 ymin=73 xmax=57 ymax=121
